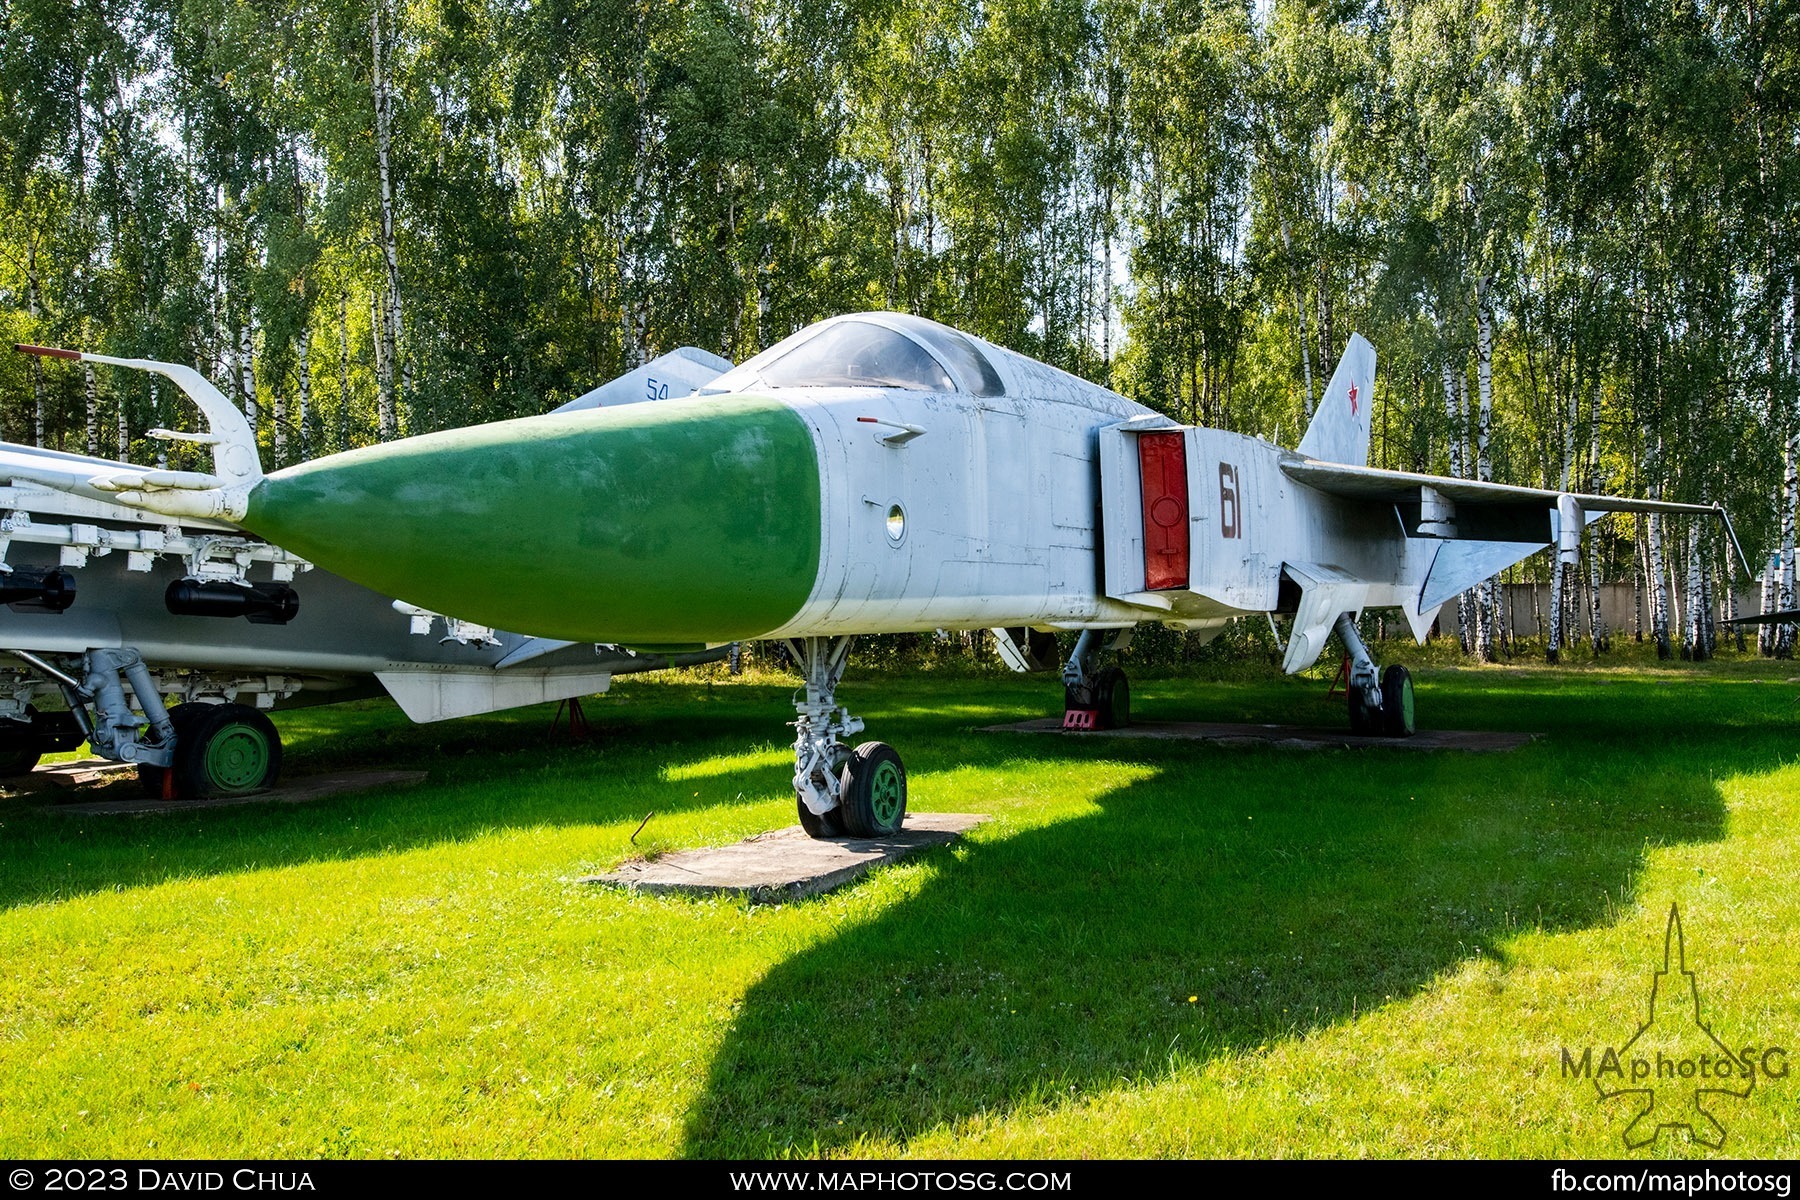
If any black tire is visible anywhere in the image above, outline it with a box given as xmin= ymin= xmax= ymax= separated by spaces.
xmin=837 ymin=741 xmax=908 ymax=838
xmin=796 ymin=792 xmax=845 ymax=839
xmin=1380 ymin=664 xmax=1416 ymax=737
xmin=138 ymin=703 xmax=208 ymax=798
xmin=1093 ymin=666 xmax=1131 ymax=729
xmin=1347 ymin=684 xmax=1376 ymax=735
xmin=0 ymin=746 xmax=41 ymax=777
xmin=0 ymin=704 xmax=46 ymax=778
xmin=171 ymin=702 xmax=281 ymax=798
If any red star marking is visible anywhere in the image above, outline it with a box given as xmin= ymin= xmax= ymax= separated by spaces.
xmin=1348 ymin=382 xmax=1359 ymax=416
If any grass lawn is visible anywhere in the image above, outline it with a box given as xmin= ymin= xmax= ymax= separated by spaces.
xmin=1 ymin=642 xmax=1797 ymax=1159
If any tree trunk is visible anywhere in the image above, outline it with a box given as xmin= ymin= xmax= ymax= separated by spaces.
xmin=151 ymin=381 xmax=167 ymax=470
xmin=1530 ymin=572 xmax=1543 ymax=645
xmin=1665 ymin=532 xmax=1683 ymax=659
xmin=1474 ymin=274 xmax=1496 ymax=485
xmin=1284 ymin=219 xmax=1314 ymax=416
xmin=1587 ymin=388 xmax=1606 ymax=653
xmin=1634 ymin=518 xmax=1647 ymax=642
xmin=84 ymin=364 xmax=99 ymax=456
xmin=338 ymin=289 xmax=352 ymax=452
xmin=1442 ymin=357 xmax=1472 ymax=650
xmin=1648 ymin=512 xmax=1672 ymax=659
xmin=1506 ymin=571 xmax=1519 ymax=654
xmin=238 ymin=314 xmax=256 ymax=432
xmin=1687 ymin=524 xmax=1709 ymax=661
xmin=26 ymin=240 xmax=47 ymax=446
xmin=1587 ymin=531 xmax=1606 ymax=655
xmin=297 ymin=331 xmax=312 ymax=461
xmin=371 ymin=290 xmax=391 ymax=438
xmin=373 ymin=0 xmax=404 ymax=441
xmin=1781 ymin=427 xmax=1798 ymax=657
xmin=1759 ymin=544 xmax=1777 ymax=656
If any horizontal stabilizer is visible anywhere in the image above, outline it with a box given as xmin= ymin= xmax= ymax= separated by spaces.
xmin=1722 ymin=610 xmax=1800 ymax=626
xmin=1420 ymin=541 xmax=1545 ymax=612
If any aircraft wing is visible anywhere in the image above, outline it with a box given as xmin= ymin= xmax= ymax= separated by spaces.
xmin=1280 ymin=458 xmax=1722 ymax=519
xmin=1279 ymin=456 xmax=1747 ymax=617
xmin=0 ymin=442 xmax=203 ymax=513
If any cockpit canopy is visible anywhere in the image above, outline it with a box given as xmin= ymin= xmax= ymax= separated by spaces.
xmin=706 ymin=314 xmax=1005 ymax=397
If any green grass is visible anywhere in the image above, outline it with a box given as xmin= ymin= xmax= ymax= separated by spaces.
xmin=2 ymin=643 xmax=1798 ymax=1158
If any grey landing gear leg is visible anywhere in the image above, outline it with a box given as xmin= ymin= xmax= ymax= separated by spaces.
xmin=1334 ymin=613 xmax=1414 ymax=737
xmin=786 ymin=636 xmax=907 ymax=839
xmin=1060 ymin=628 xmax=1132 ymax=731
xmin=11 ymin=647 xmax=282 ymax=797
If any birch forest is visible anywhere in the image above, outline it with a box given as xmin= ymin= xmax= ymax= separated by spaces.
xmin=1 ymin=0 xmax=1796 ymax=659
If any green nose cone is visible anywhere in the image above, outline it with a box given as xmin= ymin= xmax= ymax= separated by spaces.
xmin=242 ymin=396 xmax=822 ymax=644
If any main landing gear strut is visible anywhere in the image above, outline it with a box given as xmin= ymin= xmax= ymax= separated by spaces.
xmin=1061 ymin=629 xmax=1132 ymax=731
xmin=786 ymin=636 xmax=907 ymax=840
xmin=1335 ymin=612 xmax=1414 ymax=737
xmin=5 ymin=647 xmax=283 ymax=796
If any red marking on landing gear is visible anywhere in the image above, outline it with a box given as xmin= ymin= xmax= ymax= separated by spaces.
xmin=1063 ymin=709 xmax=1099 ymax=731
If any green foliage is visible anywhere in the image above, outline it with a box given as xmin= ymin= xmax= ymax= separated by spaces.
xmin=0 ymin=0 xmax=1794 ymax=573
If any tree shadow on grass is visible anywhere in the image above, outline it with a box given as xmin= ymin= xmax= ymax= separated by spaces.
xmin=0 ymin=683 xmax=803 ymax=912
xmin=681 ymin=706 xmax=1750 ymax=1156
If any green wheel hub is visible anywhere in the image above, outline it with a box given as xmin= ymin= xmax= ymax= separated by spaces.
xmin=868 ymin=759 xmax=905 ymax=827
xmin=172 ymin=703 xmax=282 ymax=798
xmin=837 ymin=741 xmax=908 ymax=837
xmin=204 ymin=723 xmax=271 ymax=792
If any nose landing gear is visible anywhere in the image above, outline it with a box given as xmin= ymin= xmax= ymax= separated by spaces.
xmin=787 ymin=636 xmax=908 ymax=839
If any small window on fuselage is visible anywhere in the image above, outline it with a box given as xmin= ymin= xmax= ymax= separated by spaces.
xmin=758 ymin=321 xmax=954 ymax=392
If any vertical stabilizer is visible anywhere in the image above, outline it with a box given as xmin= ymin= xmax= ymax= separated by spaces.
xmin=1296 ymin=333 xmax=1376 ymax=466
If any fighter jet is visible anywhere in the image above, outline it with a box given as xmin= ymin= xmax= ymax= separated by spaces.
xmin=12 ymin=315 xmax=1738 ymax=835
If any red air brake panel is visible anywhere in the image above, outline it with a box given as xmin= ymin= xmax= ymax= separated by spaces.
xmin=1137 ymin=431 xmax=1190 ymax=591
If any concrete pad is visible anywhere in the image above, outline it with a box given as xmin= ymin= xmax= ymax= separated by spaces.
xmin=38 ymin=769 xmax=429 ymax=815
xmin=985 ymin=717 xmax=1537 ymax=752
xmin=588 ymin=812 xmax=988 ymax=903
